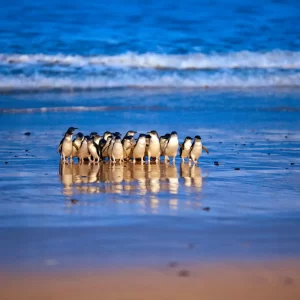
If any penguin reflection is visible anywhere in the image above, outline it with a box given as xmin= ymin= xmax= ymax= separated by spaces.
xmin=59 ymin=161 xmax=202 ymax=195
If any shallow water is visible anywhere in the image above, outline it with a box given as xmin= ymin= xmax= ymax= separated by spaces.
xmin=0 ymin=88 xmax=300 ymax=269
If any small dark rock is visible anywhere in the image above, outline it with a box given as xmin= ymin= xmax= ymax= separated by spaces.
xmin=24 ymin=132 xmax=31 ymax=136
xmin=14 ymin=155 xmax=18 ymax=157
xmin=286 ymin=168 xmax=289 ymax=170
xmin=285 ymin=136 xmax=288 ymax=139
xmin=25 ymin=149 xmax=29 ymax=152
xmin=186 ymin=243 xmax=194 ymax=249
xmin=44 ymin=173 xmax=48 ymax=175
xmin=290 ymin=163 xmax=295 ymax=166
xmin=168 ymin=261 xmax=178 ymax=268
xmin=71 ymin=199 xmax=79 ymax=204
xmin=5 ymin=162 xmax=8 ymax=164
xmin=283 ymin=276 xmax=294 ymax=285
xmin=214 ymin=161 xmax=219 ymax=166
xmin=234 ymin=168 xmax=240 ymax=171
xmin=219 ymin=141 xmax=222 ymax=144
xmin=267 ymin=153 xmax=270 ymax=155
xmin=178 ymin=270 xmax=190 ymax=277
xmin=203 ymin=207 xmax=211 ymax=211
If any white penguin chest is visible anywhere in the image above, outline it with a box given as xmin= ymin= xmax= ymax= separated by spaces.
xmin=62 ymin=136 xmax=73 ymax=155
xmin=166 ymin=137 xmax=178 ymax=155
xmin=191 ymin=142 xmax=202 ymax=158
xmin=149 ymin=137 xmax=160 ymax=155
xmin=112 ymin=142 xmax=123 ymax=158
xmin=79 ymin=141 xmax=89 ymax=156
xmin=134 ymin=141 xmax=146 ymax=157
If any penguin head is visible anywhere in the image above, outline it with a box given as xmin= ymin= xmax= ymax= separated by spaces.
xmin=115 ymin=136 xmax=122 ymax=142
xmin=103 ymin=131 xmax=111 ymax=140
xmin=194 ymin=135 xmax=201 ymax=141
xmin=113 ymin=132 xmax=122 ymax=137
xmin=137 ymin=134 xmax=146 ymax=143
xmin=171 ymin=131 xmax=178 ymax=136
xmin=124 ymin=136 xmax=133 ymax=140
xmin=184 ymin=136 xmax=193 ymax=142
xmin=90 ymin=132 xmax=98 ymax=138
xmin=66 ymin=127 xmax=78 ymax=134
xmin=126 ymin=130 xmax=137 ymax=136
xmin=160 ymin=133 xmax=170 ymax=139
xmin=148 ymin=130 xmax=159 ymax=138
xmin=93 ymin=134 xmax=101 ymax=143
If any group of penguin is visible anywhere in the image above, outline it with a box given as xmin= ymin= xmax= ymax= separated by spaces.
xmin=58 ymin=127 xmax=209 ymax=164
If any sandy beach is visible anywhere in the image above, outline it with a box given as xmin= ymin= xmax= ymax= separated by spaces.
xmin=1 ymin=260 xmax=300 ymax=300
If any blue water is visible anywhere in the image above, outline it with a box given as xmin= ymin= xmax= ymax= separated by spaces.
xmin=1 ymin=1 xmax=300 ymax=270
xmin=0 ymin=0 xmax=299 ymax=91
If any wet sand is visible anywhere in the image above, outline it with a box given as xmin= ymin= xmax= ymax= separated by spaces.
xmin=1 ymin=260 xmax=300 ymax=300
xmin=0 ymin=89 xmax=300 ymax=298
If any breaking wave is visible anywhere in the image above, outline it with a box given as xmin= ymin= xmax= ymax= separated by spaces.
xmin=1 ymin=50 xmax=300 ymax=70
xmin=0 ymin=51 xmax=300 ymax=91
xmin=0 ymin=73 xmax=299 ymax=92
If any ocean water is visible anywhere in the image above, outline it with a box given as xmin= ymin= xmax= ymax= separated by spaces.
xmin=0 ymin=0 xmax=300 ymax=91
xmin=0 ymin=0 xmax=300 ymax=270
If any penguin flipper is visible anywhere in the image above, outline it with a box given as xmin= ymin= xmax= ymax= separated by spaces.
xmin=202 ymin=145 xmax=209 ymax=154
xmin=72 ymin=142 xmax=79 ymax=151
xmin=57 ymin=137 xmax=64 ymax=153
xmin=179 ymin=143 xmax=183 ymax=150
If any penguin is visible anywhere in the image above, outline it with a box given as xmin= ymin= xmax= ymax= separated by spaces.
xmin=111 ymin=136 xmax=124 ymax=163
xmin=93 ymin=134 xmax=102 ymax=161
xmin=72 ymin=132 xmax=84 ymax=159
xmin=163 ymin=131 xmax=179 ymax=163
xmin=78 ymin=136 xmax=90 ymax=163
xmin=189 ymin=135 xmax=209 ymax=164
xmin=98 ymin=131 xmax=111 ymax=158
xmin=133 ymin=134 xmax=147 ymax=163
xmin=57 ymin=127 xmax=78 ymax=163
xmin=160 ymin=133 xmax=170 ymax=155
xmin=122 ymin=136 xmax=134 ymax=161
xmin=179 ymin=136 xmax=193 ymax=162
xmin=101 ymin=135 xmax=113 ymax=160
xmin=88 ymin=136 xmax=101 ymax=163
xmin=108 ymin=132 xmax=122 ymax=161
xmin=147 ymin=130 xmax=160 ymax=162
xmin=144 ymin=134 xmax=151 ymax=159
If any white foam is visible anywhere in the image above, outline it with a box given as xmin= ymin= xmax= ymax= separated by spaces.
xmin=1 ymin=50 xmax=300 ymax=69
xmin=0 ymin=72 xmax=299 ymax=91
